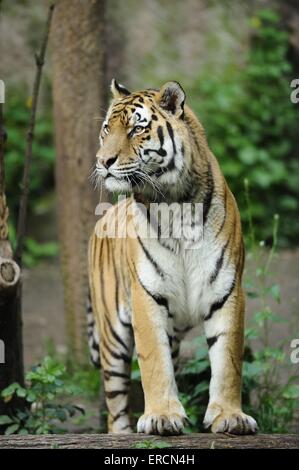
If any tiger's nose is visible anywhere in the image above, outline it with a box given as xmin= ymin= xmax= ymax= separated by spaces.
xmin=102 ymin=156 xmax=118 ymax=169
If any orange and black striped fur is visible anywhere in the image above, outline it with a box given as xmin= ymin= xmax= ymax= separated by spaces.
xmin=88 ymin=79 xmax=258 ymax=435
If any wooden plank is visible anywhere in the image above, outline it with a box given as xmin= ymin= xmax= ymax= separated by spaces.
xmin=0 ymin=433 xmax=298 ymax=449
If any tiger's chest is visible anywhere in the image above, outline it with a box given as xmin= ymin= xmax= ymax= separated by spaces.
xmin=136 ymin=232 xmax=235 ymax=327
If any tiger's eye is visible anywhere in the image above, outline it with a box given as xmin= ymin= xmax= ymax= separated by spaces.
xmin=134 ymin=125 xmax=143 ymax=133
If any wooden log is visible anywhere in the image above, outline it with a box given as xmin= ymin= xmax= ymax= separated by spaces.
xmin=0 ymin=255 xmax=20 ymax=292
xmin=0 ymin=433 xmax=298 ymax=449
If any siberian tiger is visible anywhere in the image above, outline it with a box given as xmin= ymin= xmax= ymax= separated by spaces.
xmin=88 ymin=79 xmax=258 ymax=436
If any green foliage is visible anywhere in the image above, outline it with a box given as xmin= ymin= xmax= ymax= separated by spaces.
xmin=0 ymin=356 xmax=84 ymax=435
xmin=8 ymin=222 xmax=58 ymax=267
xmin=4 ymin=89 xmax=55 ymax=222
xmin=45 ymin=339 xmax=101 ymax=402
xmin=64 ymin=366 xmax=100 ymax=402
xmin=4 ymin=88 xmax=56 ymax=266
xmin=132 ymin=439 xmax=170 ymax=449
xmin=178 ymin=339 xmax=210 ymax=433
xmin=191 ymin=9 xmax=299 ymax=246
xmin=241 ymin=181 xmax=299 ymax=433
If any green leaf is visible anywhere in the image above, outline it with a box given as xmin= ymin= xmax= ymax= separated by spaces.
xmin=282 ymin=384 xmax=299 ymax=399
xmin=26 ymin=391 xmax=37 ymax=402
xmin=1 ymin=383 xmax=20 ymax=398
xmin=243 ymin=361 xmax=264 ymax=378
xmin=55 ymin=408 xmax=67 ymax=422
xmin=18 ymin=428 xmax=29 ymax=435
xmin=0 ymin=415 xmax=14 ymax=425
xmin=16 ymin=387 xmax=27 ymax=398
xmin=246 ymin=291 xmax=259 ymax=299
xmin=5 ymin=423 xmax=20 ymax=435
xmin=245 ymin=327 xmax=259 ymax=340
xmin=268 ymin=284 xmax=281 ymax=303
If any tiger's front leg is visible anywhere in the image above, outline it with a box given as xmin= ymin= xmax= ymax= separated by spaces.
xmin=203 ymin=284 xmax=258 ymax=434
xmin=131 ymin=279 xmax=187 ymax=435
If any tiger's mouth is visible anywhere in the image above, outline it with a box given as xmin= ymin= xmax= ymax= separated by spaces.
xmin=105 ymin=167 xmax=146 ymax=188
xmin=105 ymin=174 xmax=133 ymax=192
xmin=99 ymin=164 xmax=164 ymax=196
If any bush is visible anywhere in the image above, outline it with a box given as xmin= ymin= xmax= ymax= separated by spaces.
xmin=191 ymin=9 xmax=298 ymax=246
xmin=0 ymin=356 xmax=84 ymax=435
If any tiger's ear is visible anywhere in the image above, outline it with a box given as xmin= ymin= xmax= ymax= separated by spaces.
xmin=111 ymin=78 xmax=131 ymax=99
xmin=158 ymin=81 xmax=185 ymax=118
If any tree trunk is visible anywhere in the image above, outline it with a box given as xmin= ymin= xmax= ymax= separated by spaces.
xmin=0 ymin=100 xmax=23 ymax=419
xmin=279 ymin=1 xmax=299 ymax=74
xmin=51 ymin=0 xmax=109 ymax=362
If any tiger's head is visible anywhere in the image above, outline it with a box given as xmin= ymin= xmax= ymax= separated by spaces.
xmin=95 ymin=79 xmax=191 ymax=199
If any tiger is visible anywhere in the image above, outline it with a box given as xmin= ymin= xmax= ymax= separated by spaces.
xmin=88 ymin=78 xmax=258 ymax=436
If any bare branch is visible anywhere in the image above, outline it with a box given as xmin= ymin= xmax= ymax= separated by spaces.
xmin=15 ymin=3 xmax=55 ymax=266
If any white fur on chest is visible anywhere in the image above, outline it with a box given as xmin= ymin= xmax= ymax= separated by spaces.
xmin=137 ymin=231 xmax=235 ymax=327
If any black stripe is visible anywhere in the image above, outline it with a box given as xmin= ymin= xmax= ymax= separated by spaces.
xmin=113 ymin=263 xmax=126 ymax=327
xmin=166 ymin=121 xmax=176 ymax=154
xmin=137 ymin=235 xmax=165 ymax=279
xmin=206 ymin=335 xmax=220 ymax=349
xmin=203 ymin=162 xmax=214 ymax=225
xmin=118 ymin=316 xmax=132 ymax=329
xmin=106 ymin=390 xmax=127 ymax=399
xmin=90 ymin=356 xmax=100 ymax=368
xmin=131 ymin=261 xmax=169 ymax=313
xmin=105 ymin=317 xmax=129 ymax=352
xmin=157 ymin=125 xmax=164 ymax=146
xmin=102 ymin=337 xmax=131 ymax=364
xmin=204 ymin=278 xmax=235 ymax=321
xmin=104 ymin=370 xmax=130 ymax=380
xmin=102 ymin=319 xmax=119 ymax=352
xmin=154 ymin=293 xmax=169 ymax=310
xmin=209 ymin=241 xmax=229 ymax=284
xmin=112 ymin=405 xmax=130 ymax=423
xmin=157 ymin=238 xmax=176 ymax=254
xmin=215 ymin=187 xmax=227 ymax=238
xmin=132 ymin=102 xmax=143 ymax=109
xmin=101 ymin=348 xmax=112 ymax=367
xmin=111 ymin=246 xmax=127 ymax=332
xmin=100 ymin=249 xmax=131 ymax=353
xmin=172 ymin=348 xmax=180 ymax=359
xmin=99 ymin=259 xmax=109 ymax=314
xmin=144 ymin=126 xmax=167 ymax=157
xmin=165 ymin=154 xmax=175 ymax=172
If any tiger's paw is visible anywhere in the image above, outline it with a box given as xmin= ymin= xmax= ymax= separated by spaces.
xmin=137 ymin=413 xmax=188 ymax=436
xmin=203 ymin=403 xmax=258 ymax=435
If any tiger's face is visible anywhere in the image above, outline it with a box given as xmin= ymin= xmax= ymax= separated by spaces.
xmin=96 ymin=79 xmax=190 ymax=197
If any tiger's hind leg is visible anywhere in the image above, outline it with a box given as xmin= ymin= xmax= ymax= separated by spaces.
xmin=99 ymin=305 xmax=134 ymax=434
